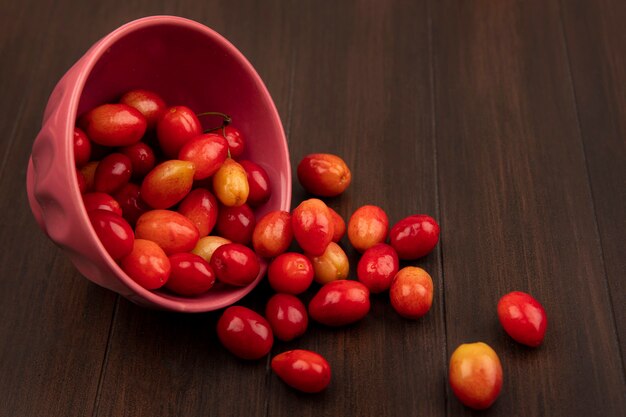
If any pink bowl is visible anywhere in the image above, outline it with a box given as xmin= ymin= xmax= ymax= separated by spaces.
xmin=26 ymin=16 xmax=291 ymax=312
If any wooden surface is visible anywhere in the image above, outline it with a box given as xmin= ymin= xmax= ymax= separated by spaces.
xmin=1 ymin=1 xmax=625 ymax=416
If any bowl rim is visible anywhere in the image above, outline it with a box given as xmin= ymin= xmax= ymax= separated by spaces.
xmin=61 ymin=15 xmax=291 ymax=312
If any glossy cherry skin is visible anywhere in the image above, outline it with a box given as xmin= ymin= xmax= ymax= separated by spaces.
xmin=140 ymin=160 xmax=195 ymax=209
xmin=389 ymin=214 xmax=440 ymax=260
xmin=156 ymin=106 xmax=203 ymax=158
xmin=390 ymin=267 xmax=434 ymax=319
xmin=165 ymin=252 xmax=216 ymax=296
xmin=119 ymin=89 xmax=167 ymax=129
xmin=178 ymin=133 xmax=228 ymax=180
xmin=210 ymin=243 xmax=260 ymax=286
xmin=252 ymin=210 xmax=293 ymax=258
xmin=177 ymin=188 xmax=219 ymax=237
xmin=120 ymin=239 xmax=171 ymax=290
xmin=215 ymin=204 xmax=256 ymax=245
xmin=328 ymin=207 xmax=346 ymax=242
xmin=347 ymin=205 xmax=389 ymax=253
xmin=79 ymin=103 xmax=147 ymax=147
xmin=308 ymin=280 xmax=370 ymax=326
xmin=135 ymin=210 xmax=199 ymax=255
xmin=497 ymin=291 xmax=547 ymax=347
xmin=212 ymin=159 xmax=250 ymax=207
xmin=297 ymin=153 xmax=351 ymax=197
xmin=191 ymin=236 xmax=231 ymax=263
xmin=239 ymin=160 xmax=271 ymax=207
xmin=271 ymin=350 xmax=331 ymax=393
xmin=88 ymin=209 xmax=134 ymax=260
xmin=291 ymin=199 xmax=334 ymax=256
xmin=119 ymin=142 xmax=156 ymax=179
xmin=357 ymin=243 xmax=399 ymax=293
xmin=268 ymin=253 xmax=314 ymax=294
xmin=73 ymin=127 xmax=91 ymax=167
xmin=113 ymin=183 xmax=149 ymax=226
xmin=449 ymin=342 xmax=503 ymax=410
xmin=82 ymin=192 xmax=122 ymax=216
xmin=221 ymin=125 xmax=245 ymax=159
xmin=76 ymin=169 xmax=87 ymax=194
xmin=308 ymin=242 xmax=349 ymax=284
xmin=217 ymin=306 xmax=273 ymax=360
xmin=93 ymin=153 xmax=132 ymax=194
xmin=265 ymin=294 xmax=308 ymax=342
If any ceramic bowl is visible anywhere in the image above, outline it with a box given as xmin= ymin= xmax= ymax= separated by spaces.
xmin=26 ymin=15 xmax=291 ymax=312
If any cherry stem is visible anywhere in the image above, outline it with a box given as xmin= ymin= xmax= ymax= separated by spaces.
xmin=197 ymin=111 xmax=232 ymax=133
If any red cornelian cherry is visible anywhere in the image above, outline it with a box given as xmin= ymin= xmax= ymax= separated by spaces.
xmin=252 ymin=210 xmax=293 ymax=258
xmin=113 ymin=183 xmax=149 ymax=226
xmin=119 ymin=142 xmax=156 ymax=179
xmin=308 ymin=242 xmax=349 ymax=284
xmin=165 ymin=253 xmax=216 ymax=296
xmin=221 ymin=125 xmax=245 ymax=159
xmin=389 ymin=267 xmax=434 ymax=319
xmin=119 ymin=89 xmax=167 ymax=129
xmin=178 ymin=133 xmax=228 ymax=180
xmin=79 ymin=103 xmax=147 ymax=147
xmin=140 ymin=160 xmax=195 ymax=209
xmin=121 ymin=239 xmax=171 ymax=290
xmin=265 ymin=294 xmax=308 ymax=342
xmin=135 ymin=210 xmax=199 ymax=255
xmin=347 ymin=205 xmax=389 ymax=253
xmin=156 ymin=106 xmax=202 ymax=159
xmin=389 ymin=214 xmax=440 ymax=260
xmin=177 ymin=188 xmax=219 ymax=237
xmin=88 ymin=209 xmax=134 ymax=261
xmin=271 ymin=350 xmax=331 ymax=393
xmin=497 ymin=291 xmax=547 ymax=347
xmin=73 ymin=127 xmax=91 ymax=167
xmin=210 ymin=243 xmax=260 ymax=287
xmin=267 ymin=253 xmax=314 ymax=294
xmin=93 ymin=153 xmax=132 ymax=194
xmin=297 ymin=153 xmax=351 ymax=197
xmin=357 ymin=243 xmax=399 ymax=293
xmin=239 ymin=160 xmax=271 ymax=207
xmin=82 ymin=192 xmax=122 ymax=216
xmin=217 ymin=306 xmax=273 ymax=360
xmin=215 ymin=203 xmax=256 ymax=245
xmin=291 ymin=198 xmax=334 ymax=256
xmin=308 ymin=280 xmax=370 ymax=326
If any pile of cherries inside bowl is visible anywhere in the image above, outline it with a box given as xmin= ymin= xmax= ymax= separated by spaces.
xmin=74 ymin=89 xmax=547 ymax=408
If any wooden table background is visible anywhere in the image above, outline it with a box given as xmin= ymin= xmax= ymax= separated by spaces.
xmin=2 ymin=1 xmax=625 ymax=416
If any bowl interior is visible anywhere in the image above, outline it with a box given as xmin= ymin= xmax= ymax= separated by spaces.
xmin=73 ymin=18 xmax=290 ymax=311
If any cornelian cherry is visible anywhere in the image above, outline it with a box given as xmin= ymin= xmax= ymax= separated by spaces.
xmin=93 ymin=153 xmax=132 ymax=194
xmin=389 ymin=214 xmax=440 ymax=260
xmin=165 ymin=253 xmax=215 ymax=296
xmin=497 ymin=291 xmax=547 ymax=347
xmin=239 ymin=160 xmax=271 ymax=206
xmin=215 ymin=204 xmax=256 ymax=245
xmin=121 ymin=239 xmax=171 ymax=290
xmin=271 ymin=350 xmax=331 ymax=393
xmin=217 ymin=306 xmax=273 ymax=360
xmin=79 ymin=103 xmax=147 ymax=147
xmin=357 ymin=243 xmax=399 ymax=293
xmin=177 ymin=188 xmax=219 ymax=237
xmin=119 ymin=89 xmax=166 ymax=129
xmin=252 ymin=210 xmax=293 ymax=258
xmin=156 ymin=106 xmax=202 ymax=158
xmin=265 ymin=294 xmax=308 ymax=342
xmin=113 ymin=183 xmax=149 ymax=226
xmin=267 ymin=253 xmax=314 ymax=294
xmin=292 ymin=199 xmax=333 ymax=256
xmin=221 ymin=125 xmax=245 ymax=159
xmin=210 ymin=243 xmax=260 ymax=286
xmin=73 ymin=127 xmax=91 ymax=167
xmin=119 ymin=142 xmax=156 ymax=179
xmin=178 ymin=133 xmax=228 ymax=180
xmin=82 ymin=192 xmax=122 ymax=216
xmin=347 ymin=205 xmax=389 ymax=253
xmin=308 ymin=280 xmax=370 ymax=326
xmin=88 ymin=209 xmax=134 ymax=260
xmin=135 ymin=210 xmax=199 ymax=255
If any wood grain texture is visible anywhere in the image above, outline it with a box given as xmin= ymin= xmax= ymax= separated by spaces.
xmin=267 ymin=1 xmax=446 ymax=416
xmin=560 ymin=0 xmax=626 ymax=365
xmin=431 ymin=0 xmax=626 ymax=415
xmin=1 ymin=0 xmax=625 ymax=416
